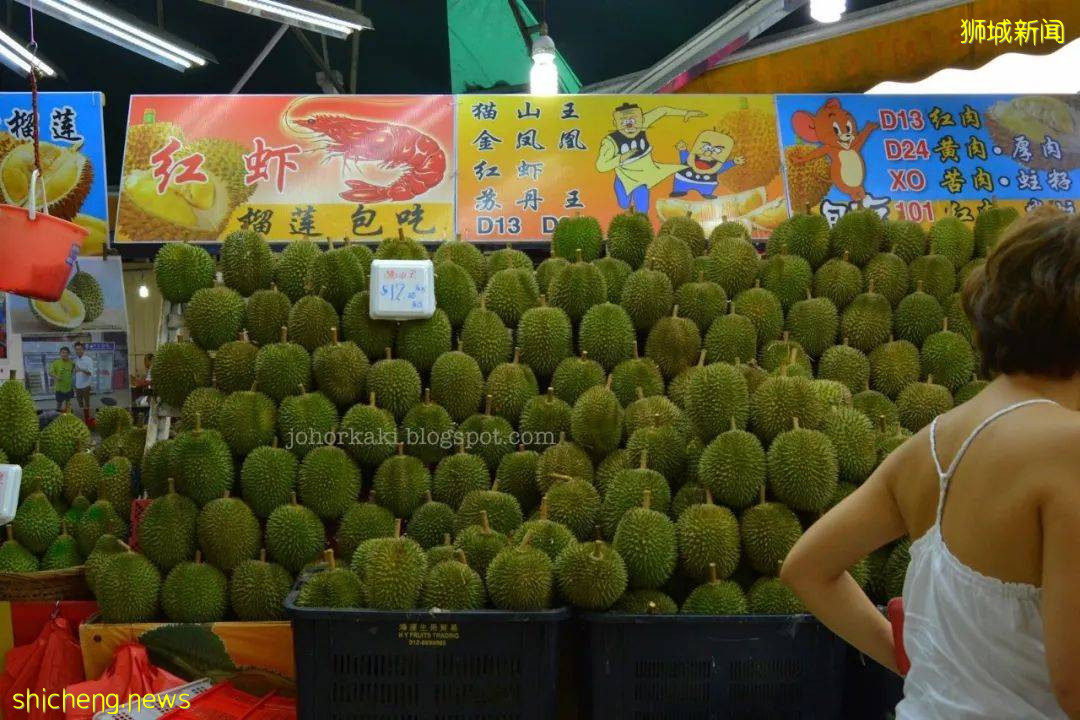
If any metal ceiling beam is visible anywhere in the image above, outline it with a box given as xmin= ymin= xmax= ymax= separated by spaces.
xmin=585 ymin=0 xmax=972 ymax=94
xmin=611 ymin=0 xmax=800 ymax=93
xmin=232 ymin=22 xmax=288 ymax=93
xmin=197 ymin=0 xmax=371 ymax=39
xmin=291 ymin=25 xmax=344 ymax=93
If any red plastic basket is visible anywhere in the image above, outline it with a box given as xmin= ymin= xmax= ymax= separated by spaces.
xmin=0 ymin=168 xmax=87 ymax=301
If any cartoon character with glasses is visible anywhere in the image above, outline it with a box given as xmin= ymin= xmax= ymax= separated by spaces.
xmin=670 ymin=129 xmax=746 ymax=199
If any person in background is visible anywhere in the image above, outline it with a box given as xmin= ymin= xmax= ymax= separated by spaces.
xmin=72 ymin=341 xmax=96 ymax=421
xmin=780 ymin=207 xmax=1080 ymax=719
xmin=48 ymin=346 xmax=75 ymax=412
xmin=133 ymin=353 xmax=153 ymax=424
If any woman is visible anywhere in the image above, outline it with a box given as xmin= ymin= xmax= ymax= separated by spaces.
xmin=781 ymin=206 xmax=1080 ymax=719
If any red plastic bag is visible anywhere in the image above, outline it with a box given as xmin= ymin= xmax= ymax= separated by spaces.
xmin=0 ymin=616 xmax=84 ymax=720
xmin=888 ymin=597 xmax=911 ymax=676
xmin=63 ymin=643 xmax=185 ymax=720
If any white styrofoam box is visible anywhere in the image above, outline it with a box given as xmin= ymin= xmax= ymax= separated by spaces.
xmin=368 ymin=259 xmax=436 ymax=320
xmin=0 ymin=464 xmax=22 ymax=525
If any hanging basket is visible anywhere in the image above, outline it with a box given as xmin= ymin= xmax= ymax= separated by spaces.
xmin=0 ymin=169 xmax=88 ymax=301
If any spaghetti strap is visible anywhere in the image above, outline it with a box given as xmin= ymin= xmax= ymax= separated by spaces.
xmin=930 ymin=398 xmax=1059 ymax=525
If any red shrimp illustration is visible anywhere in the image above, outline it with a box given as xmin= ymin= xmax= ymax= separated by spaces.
xmin=294 ymin=114 xmax=446 ymax=203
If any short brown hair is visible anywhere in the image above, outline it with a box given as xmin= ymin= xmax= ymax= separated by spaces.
xmin=963 ymin=206 xmax=1080 ymax=378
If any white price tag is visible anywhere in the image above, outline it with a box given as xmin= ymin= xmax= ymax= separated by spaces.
xmin=0 ymin=464 xmax=22 ymax=526
xmin=368 ymin=260 xmax=436 ymax=320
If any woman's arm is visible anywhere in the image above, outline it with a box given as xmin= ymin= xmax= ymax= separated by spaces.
xmin=780 ymin=443 xmax=911 ymax=673
xmin=1042 ymin=451 xmax=1080 ymax=719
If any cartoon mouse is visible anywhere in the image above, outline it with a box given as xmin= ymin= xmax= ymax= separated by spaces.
xmin=791 ymin=98 xmax=878 ymax=204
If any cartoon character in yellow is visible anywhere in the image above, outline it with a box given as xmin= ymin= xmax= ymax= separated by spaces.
xmin=595 ymin=102 xmax=706 ymax=210
xmin=670 ymin=129 xmax=745 ymax=199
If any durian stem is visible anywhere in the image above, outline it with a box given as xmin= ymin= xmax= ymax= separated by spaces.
xmin=485 ymin=394 xmax=494 ymax=416
xmin=590 ymin=539 xmax=604 ymax=561
xmin=396 ymin=443 xmax=405 ymax=456
xmin=259 ymin=548 xmax=267 ymax=562
xmin=647 ymin=601 xmax=659 ymax=615
xmin=425 ymin=490 xmax=433 ymax=502
xmin=369 ymin=392 xmax=378 ymax=407
xmin=194 ymin=412 xmax=203 ymax=433
xmin=632 ymin=341 xmax=640 ymax=360
xmin=704 ymin=488 xmax=714 ymax=505
xmin=455 ymin=549 xmax=469 ymax=566
xmin=639 ymin=449 xmax=649 ymax=469
xmin=546 ymin=387 xmax=555 ymax=401
xmin=605 ymin=374 xmax=613 ymax=390
xmin=393 ymin=518 xmax=403 ymax=538
xmin=539 ymin=496 xmax=549 ymax=520
xmin=290 ymin=492 xmax=299 ymax=505
xmin=760 ymin=485 xmax=766 ymax=505
xmin=279 ymin=326 xmax=288 ymax=343
xmin=167 ymin=478 xmax=176 ymax=494
xmin=520 ymin=529 xmax=535 ymax=547
xmin=330 ymin=326 xmax=339 ymax=344
xmin=792 ymin=416 xmax=801 ymax=430
xmin=195 ymin=550 xmax=203 ymax=564
xmin=708 ymin=562 xmax=718 ymax=583
xmin=479 ymin=510 xmax=491 ymax=533
xmin=641 ymin=488 xmax=652 ymax=510
xmin=512 ymin=347 xmax=521 ymax=364
xmin=384 ymin=347 xmax=393 ymax=360
xmin=325 ymin=549 xmax=336 ymax=571
xmin=697 ymin=350 xmax=706 ymax=367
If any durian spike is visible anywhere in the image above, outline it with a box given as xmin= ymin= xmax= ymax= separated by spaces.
xmin=393 ymin=518 xmax=403 ymax=538
xmin=259 ymin=548 xmax=267 ymax=562
xmin=330 ymin=327 xmax=339 ymax=344
xmin=590 ymin=539 xmax=605 ymax=560
xmin=279 ymin=326 xmax=288 ymax=343
xmin=396 ymin=443 xmax=405 ymax=456
xmin=708 ymin=562 xmax=719 ymax=583
xmin=539 ymin=496 xmax=549 ymax=520
xmin=792 ymin=416 xmax=801 ymax=430
xmin=325 ymin=549 xmax=336 ymax=571
xmin=639 ymin=449 xmax=649 ymax=469
xmin=485 ymin=394 xmax=494 ymax=416
xmin=384 ymin=347 xmax=393 ymax=360
xmin=641 ymin=488 xmax=652 ymax=510
xmin=455 ymin=549 xmax=470 ymax=566
xmin=479 ymin=510 xmax=492 ymax=533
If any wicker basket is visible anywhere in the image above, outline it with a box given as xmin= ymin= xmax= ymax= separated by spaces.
xmin=0 ymin=566 xmax=92 ymax=602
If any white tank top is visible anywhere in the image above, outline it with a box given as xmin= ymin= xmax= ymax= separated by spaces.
xmin=897 ymin=398 xmax=1067 ymax=720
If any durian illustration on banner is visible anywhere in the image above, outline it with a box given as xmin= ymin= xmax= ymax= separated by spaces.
xmin=0 ymin=92 xmax=108 ymax=254
xmin=457 ymin=95 xmax=787 ymax=242
xmin=776 ymin=94 xmax=1080 ymax=226
xmin=114 ymin=95 xmax=456 ymax=245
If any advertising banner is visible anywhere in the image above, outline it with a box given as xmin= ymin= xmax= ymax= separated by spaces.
xmin=114 ymin=95 xmax=455 ymax=245
xmin=6 ymin=257 xmax=130 ymax=414
xmin=456 ymin=95 xmax=787 ymax=241
xmin=0 ymin=92 xmax=109 ymax=254
xmin=775 ymin=94 xmax=1080 ymax=225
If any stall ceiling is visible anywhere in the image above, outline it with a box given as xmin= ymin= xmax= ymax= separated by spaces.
xmin=0 ymin=0 xmax=898 ymax=183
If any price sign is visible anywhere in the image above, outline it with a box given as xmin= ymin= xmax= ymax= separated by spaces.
xmin=368 ymin=260 xmax=436 ymax=320
xmin=0 ymin=464 xmax=22 ymax=525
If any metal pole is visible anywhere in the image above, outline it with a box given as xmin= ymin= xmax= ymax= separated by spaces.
xmin=291 ymin=26 xmax=345 ymax=93
xmin=348 ymin=0 xmax=361 ymax=93
xmin=232 ymin=22 xmax=288 ymax=93
xmin=156 ymin=0 xmax=163 ymax=29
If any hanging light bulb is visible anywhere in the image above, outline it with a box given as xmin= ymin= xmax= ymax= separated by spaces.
xmin=530 ymin=24 xmax=558 ymax=96
xmin=810 ymin=0 xmax=845 ymax=23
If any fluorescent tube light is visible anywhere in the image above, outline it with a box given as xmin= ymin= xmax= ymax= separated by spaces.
xmin=13 ymin=0 xmax=210 ymax=71
xmin=0 ymin=26 xmax=57 ymax=77
xmin=198 ymin=0 xmax=372 ymax=39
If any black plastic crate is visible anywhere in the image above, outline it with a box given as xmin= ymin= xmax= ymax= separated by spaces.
xmin=842 ymin=646 xmax=902 ymax=719
xmin=583 ymin=613 xmax=848 ymax=720
xmin=286 ymin=588 xmax=570 ymax=720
